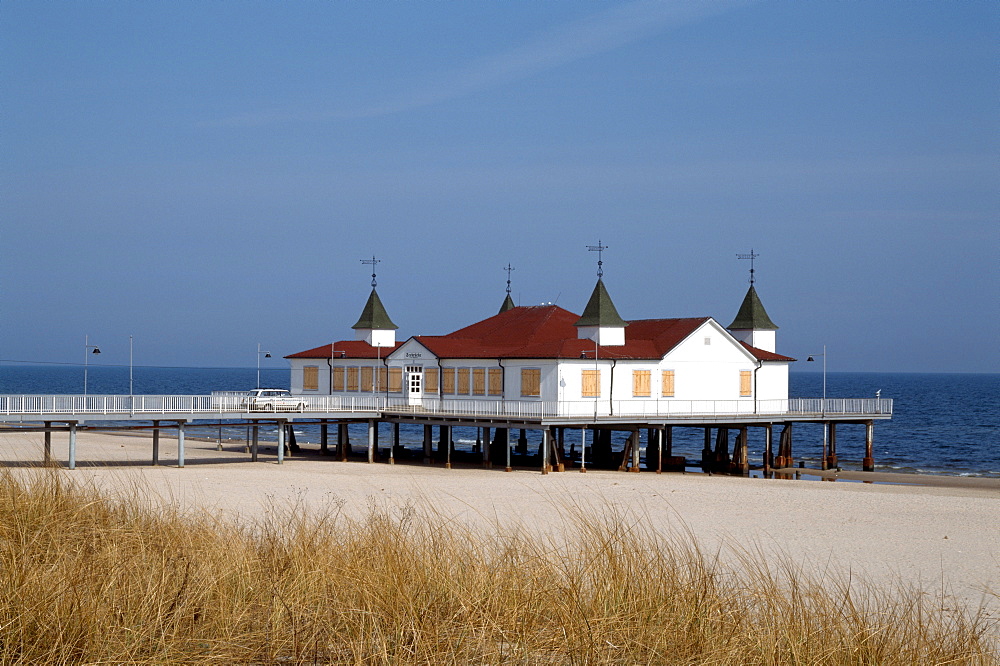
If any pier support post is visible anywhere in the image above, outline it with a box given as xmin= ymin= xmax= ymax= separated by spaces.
xmin=276 ymin=420 xmax=285 ymax=464
xmin=177 ymin=421 xmax=186 ymax=468
xmin=763 ymin=424 xmax=772 ymax=474
xmin=735 ymin=426 xmax=749 ymax=475
xmin=390 ymin=422 xmax=399 ymax=464
xmin=423 ymin=425 xmax=433 ymax=463
xmin=68 ymin=422 xmax=77 ymax=470
xmin=828 ymin=422 xmax=838 ymax=469
xmin=320 ymin=421 xmax=329 ymax=455
xmin=630 ymin=430 xmax=641 ymax=472
xmin=580 ymin=427 xmax=587 ymax=473
xmin=152 ymin=421 xmax=160 ymax=465
xmin=821 ymin=422 xmax=829 ymax=470
xmin=482 ymin=427 xmax=491 ymax=467
xmin=656 ymin=427 xmax=663 ymax=473
xmin=367 ymin=420 xmax=376 ymax=464
xmin=251 ymin=423 xmax=259 ymax=462
xmin=43 ymin=422 xmax=52 ymax=466
xmin=338 ymin=422 xmax=350 ymax=461
xmin=541 ymin=428 xmax=550 ymax=474
xmin=701 ymin=427 xmax=713 ymax=471
xmin=444 ymin=425 xmax=452 ymax=469
xmin=863 ymin=421 xmax=875 ymax=471
xmin=505 ymin=428 xmax=512 ymax=472
xmin=517 ymin=429 xmax=528 ymax=455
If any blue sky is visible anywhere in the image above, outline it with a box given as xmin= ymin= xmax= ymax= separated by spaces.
xmin=2 ymin=1 xmax=997 ymax=374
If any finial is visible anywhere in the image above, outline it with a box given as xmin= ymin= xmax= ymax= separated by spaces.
xmin=587 ymin=240 xmax=608 ymax=278
xmin=737 ymin=248 xmax=759 ymax=286
xmin=360 ymin=255 xmax=380 ymax=287
xmin=504 ymin=263 xmax=515 ymax=295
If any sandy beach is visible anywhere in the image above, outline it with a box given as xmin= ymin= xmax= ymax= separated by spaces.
xmin=2 ymin=428 xmax=997 ymax=619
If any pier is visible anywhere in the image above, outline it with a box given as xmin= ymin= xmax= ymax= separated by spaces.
xmin=0 ymin=394 xmax=891 ymax=473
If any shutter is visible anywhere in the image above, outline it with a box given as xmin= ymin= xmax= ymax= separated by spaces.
xmin=488 ymin=368 xmax=503 ymax=396
xmin=661 ymin=370 xmax=675 ymax=397
xmin=424 ymin=367 xmax=439 ymax=394
xmin=332 ymin=367 xmax=345 ymax=392
xmin=303 ymin=366 xmax=319 ymax=391
xmin=457 ymin=368 xmax=471 ymax=394
xmin=389 ymin=368 xmax=402 ymax=393
xmin=521 ymin=368 xmax=540 ymax=397
xmin=377 ymin=367 xmax=388 ymax=392
xmin=632 ymin=370 xmax=650 ymax=397
xmin=740 ymin=370 xmax=752 ymax=396
xmin=346 ymin=367 xmax=359 ymax=391
xmin=442 ymin=368 xmax=455 ymax=394
xmin=582 ymin=370 xmax=600 ymax=397
xmin=361 ymin=366 xmax=374 ymax=392
xmin=472 ymin=368 xmax=486 ymax=395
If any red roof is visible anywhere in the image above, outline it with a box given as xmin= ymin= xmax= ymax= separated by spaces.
xmin=286 ymin=305 xmax=794 ymax=362
xmin=285 ymin=340 xmax=402 ymax=360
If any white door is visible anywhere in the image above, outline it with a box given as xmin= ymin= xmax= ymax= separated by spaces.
xmin=406 ymin=366 xmax=423 ymax=405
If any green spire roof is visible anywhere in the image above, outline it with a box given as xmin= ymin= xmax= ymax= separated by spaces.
xmin=574 ymin=279 xmax=628 ymax=328
xmin=498 ymin=294 xmax=516 ymax=314
xmin=728 ymin=285 xmax=778 ymax=330
xmin=352 ymin=288 xmax=398 ymax=330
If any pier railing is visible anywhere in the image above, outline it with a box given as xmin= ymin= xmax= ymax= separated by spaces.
xmin=0 ymin=394 xmax=893 ymax=420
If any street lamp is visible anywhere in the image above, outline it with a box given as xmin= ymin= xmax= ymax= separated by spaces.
xmin=257 ymin=343 xmax=272 ymax=389
xmin=84 ymin=335 xmax=101 ymax=396
xmin=807 ymin=345 xmax=828 ymax=469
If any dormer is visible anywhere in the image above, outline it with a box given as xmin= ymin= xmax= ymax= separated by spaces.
xmin=727 ymin=284 xmax=778 ymax=353
xmin=352 ymin=288 xmax=398 ymax=347
xmin=574 ymin=278 xmax=627 ymax=346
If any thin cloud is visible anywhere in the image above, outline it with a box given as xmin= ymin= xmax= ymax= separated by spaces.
xmin=215 ymin=0 xmax=746 ymax=127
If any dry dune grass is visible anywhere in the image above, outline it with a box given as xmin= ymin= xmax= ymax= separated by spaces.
xmin=0 ymin=468 xmax=995 ymax=664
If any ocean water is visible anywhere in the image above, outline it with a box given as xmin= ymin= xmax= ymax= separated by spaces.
xmin=1 ymin=365 xmax=997 ymax=478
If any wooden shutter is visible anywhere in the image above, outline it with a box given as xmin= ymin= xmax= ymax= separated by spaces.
xmin=521 ymin=368 xmax=541 ymax=397
xmin=303 ymin=366 xmax=319 ymax=391
xmin=661 ymin=370 xmax=675 ymax=397
xmin=488 ymin=368 xmax=503 ymax=396
xmin=346 ymin=367 xmax=359 ymax=391
xmin=442 ymin=368 xmax=455 ymax=394
xmin=424 ymin=367 xmax=439 ymax=394
xmin=361 ymin=366 xmax=374 ymax=392
xmin=632 ymin=370 xmax=650 ymax=397
xmin=472 ymin=368 xmax=486 ymax=395
xmin=740 ymin=370 xmax=752 ymax=397
xmin=332 ymin=367 xmax=345 ymax=392
xmin=389 ymin=368 xmax=402 ymax=393
xmin=377 ymin=367 xmax=388 ymax=392
xmin=581 ymin=369 xmax=600 ymax=397
xmin=457 ymin=368 xmax=471 ymax=394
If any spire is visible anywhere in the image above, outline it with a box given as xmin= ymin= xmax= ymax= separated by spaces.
xmin=498 ymin=293 xmax=516 ymax=314
xmin=352 ymin=288 xmax=398 ymax=331
xmin=728 ymin=284 xmax=778 ymax=331
xmin=574 ymin=279 xmax=627 ymax=328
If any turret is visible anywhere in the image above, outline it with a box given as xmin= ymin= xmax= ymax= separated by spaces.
xmin=727 ymin=284 xmax=778 ymax=353
xmin=352 ymin=287 xmax=398 ymax=347
xmin=574 ymin=278 xmax=627 ymax=346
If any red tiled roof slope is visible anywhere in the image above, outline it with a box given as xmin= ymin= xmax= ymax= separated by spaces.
xmin=285 ymin=340 xmax=403 ymax=360
xmin=739 ymin=341 xmax=796 ymax=362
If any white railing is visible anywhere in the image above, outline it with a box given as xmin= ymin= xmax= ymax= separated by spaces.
xmin=0 ymin=394 xmax=892 ymax=420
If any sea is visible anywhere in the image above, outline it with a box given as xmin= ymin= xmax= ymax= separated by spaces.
xmin=1 ymin=365 xmax=997 ymax=478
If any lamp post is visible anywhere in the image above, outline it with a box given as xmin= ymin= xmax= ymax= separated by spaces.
xmin=84 ymin=335 xmax=101 ymax=396
xmin=257 ymin=343 xmax=271 ymax=389
xmin=807 ymin=345 xmax=828 ymax=469
xmin=129 ymin=335 xmax=134 ymax=397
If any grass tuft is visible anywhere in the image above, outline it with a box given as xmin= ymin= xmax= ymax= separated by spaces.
xmin=0 ymin=468 xmax=995 ymax=664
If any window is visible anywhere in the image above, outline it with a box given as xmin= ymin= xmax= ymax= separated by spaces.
xmin=632 ymin=370 xmax=650 ymax=397
xmin=377 ymin=367 xmax=388 ymax=392
xmin=740 ymin=370 xmax=752 ymax=397
xmin=389 ymin=368 xmax=402 ymax=393
xmin=457 ymin=368 xmax=471 ymax=394
xmin=424 ymin=367 xmax=439 ymax=394
xmin=303 ymin=366 xmax=319 ymax=391
xmin=661 ymin=370 xmax=675 ymax=397
xmin=521 ymin=368 xmax=541 ymax=397
xmin=472 ymin=368 xmax=486 ymax=395
xmin=332 ymin=367 xmax=345 ymax=392
xmin=442 ymin=368 xmax=456 ymax=394
xmin=488 ymin=368 xmax=503 ymax=396
xmin=361 ymin=366 xmax=374 ymax=392
xmin=581 ymin=369 xmax=600 ymax=397
xmin=346 ymin=367 xmax=359 ymax=392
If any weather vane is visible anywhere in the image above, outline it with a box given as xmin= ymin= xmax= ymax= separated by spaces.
xmin=360 ymin=255 xmax=380 ymax=287
xmin=587 ymin=240 xmax=608 ymax=278
xmin=737 ymin=248 xmax=759 ymax=285
xmin=504 ymin=263 xmax=515 ymax=295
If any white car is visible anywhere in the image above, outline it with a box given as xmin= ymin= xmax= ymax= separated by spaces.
xmin=243 ymin=388 xmax=307 ymax=412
